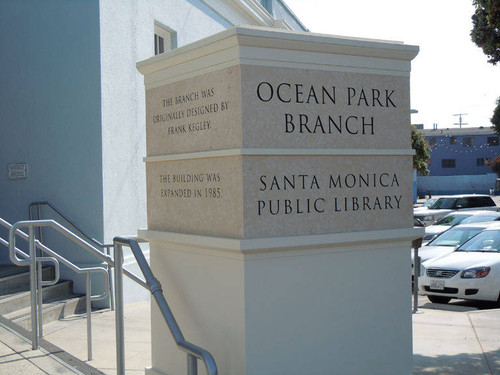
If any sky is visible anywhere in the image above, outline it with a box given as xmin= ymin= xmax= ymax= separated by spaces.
xmin=285 ymin=0 xmax=500 ymax=129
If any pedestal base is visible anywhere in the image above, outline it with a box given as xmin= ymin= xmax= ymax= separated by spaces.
xmin=139 ymin=227 xmax=422 ymax=375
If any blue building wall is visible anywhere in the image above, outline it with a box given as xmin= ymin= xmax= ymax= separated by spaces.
xmin=417 ymin=128 xmax=500 ymax=195
xmin=417 ymin=173 xmax=497 ymax=195
xmin=0 ymin=0 xmax=103 ymax=267
xmin=425 ymin=131 xmax=499 ymax=176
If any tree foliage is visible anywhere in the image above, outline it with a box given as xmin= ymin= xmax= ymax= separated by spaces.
xmin=411 ymin=125 xmax=430 ymax=176
xmin=471 ymin=0 xmax=500 ymax=65
xmin=492 ymin=97 xmax=500 ymax=135
xmin=471 ymin=2 xmax=500 ymax=133
xmin=490 ymin=155 xmax=500 ymax=175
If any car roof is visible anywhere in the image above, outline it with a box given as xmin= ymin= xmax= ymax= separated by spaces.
xmin=435 ymin=194 xmax=492 ymax=199
xmin=451 ymin=221 xmax=500 ymax=229
xmin=442 ymin=210 xmax=500 ymax=217
xmin=477 ymin=224 xmax=500 ymax=232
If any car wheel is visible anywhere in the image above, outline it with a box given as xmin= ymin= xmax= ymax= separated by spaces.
xmin=428 ymin=295 xmax=451 ymax=304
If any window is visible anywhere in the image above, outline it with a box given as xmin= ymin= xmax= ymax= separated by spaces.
xmin=442 ymin=159 xmax=456 ymax=168
xmin=474 ymin=196 xmax=496 ymax=207
xmin=488 ymin=136 xmax=499 ymax=146
xmin=454 ymin=198 xmax=468 ymax=208
xmin=428 ymin=137 xmax=437 ymax=148
xmin=449 ymin=136 xmax=457 ymax=145
xmin=463 ymin=137 xmax=475 ymax=147
xmin=154 ymin=34 xmax=165 ymax=55
xmin=154 ymin=22 xmax=177 ymax=56
xmin=477 ymin=158 xmax=491 ymax=167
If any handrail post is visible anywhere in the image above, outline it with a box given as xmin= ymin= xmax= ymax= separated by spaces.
xmin=86 ymin=272 xmax=93 ymax=361
xmin=114 ymin=242 xmax=125 ymax=375
xmin=37 ymin=260 xmax=43 ymax=338
xmin=106 ymin=245 xmax=115 ymax=311
xmin=412 ymin=237 xmax=423 ymax=314
xmin=188 ymin=354 xmax=197 ymax=375
xmin=29 ymin=225 xmax=39 ymax=350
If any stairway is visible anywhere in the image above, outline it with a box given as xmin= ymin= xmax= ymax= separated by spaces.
xmin=0 ymin=265 xmax=86 ymax=329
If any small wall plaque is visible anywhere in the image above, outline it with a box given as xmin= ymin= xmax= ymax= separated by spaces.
xmin=8 ymin=163 xmax=27 ymax=180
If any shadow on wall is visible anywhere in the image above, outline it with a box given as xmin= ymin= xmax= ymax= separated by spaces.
xmin=413 ymin=350 xmax=500 ymax=375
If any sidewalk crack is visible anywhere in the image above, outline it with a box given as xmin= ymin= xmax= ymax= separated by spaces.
xmin=468 ymin=312 xmax=495 ymax=375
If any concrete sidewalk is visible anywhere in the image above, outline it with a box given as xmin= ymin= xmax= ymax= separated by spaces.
xmin=1 ymin=298 xmax=500 ymax=374
xmin=0 ymin=301 xmax=151 ymax=375
xmin=413 ymin=299 xmax=500 ymax=375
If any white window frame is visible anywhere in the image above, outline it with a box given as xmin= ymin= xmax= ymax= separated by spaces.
xmin=154 ymin=21 xmax=177 ymax=55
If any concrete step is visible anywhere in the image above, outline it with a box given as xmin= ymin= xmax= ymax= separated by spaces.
xmin=0 ymin=266 xmax=55 ymax=296
xmin=5 ymin=294 xmax=87 ymax=330
xmin=0 ymin=280 xmax=74 ymax=316
xmin=0 ymin=265 xmax=30 ymax=278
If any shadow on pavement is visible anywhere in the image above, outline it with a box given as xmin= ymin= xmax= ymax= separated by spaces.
xmin=413 ymin=349 xmax=500 ymax=375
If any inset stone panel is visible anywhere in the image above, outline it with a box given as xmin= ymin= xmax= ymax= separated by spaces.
xmin=146 ymin=154 xmax=412 ymax=238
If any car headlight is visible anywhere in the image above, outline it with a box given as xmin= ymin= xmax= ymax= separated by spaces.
xmin=461 ymin=267 xmax=490 ymax=279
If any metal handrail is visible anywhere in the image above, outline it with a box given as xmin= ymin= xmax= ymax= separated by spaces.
xmin=29 ymin=201 xmax=115 ymax=309
xmin=28 ymin=201 xmax=112 ymax=249
xmin=2 ymin=218 xmax=109 ymax=360
xmin=113 ymin=236 xmax=218 ymax=375
xmin=2 ymin=218 xmax=218 ymax=374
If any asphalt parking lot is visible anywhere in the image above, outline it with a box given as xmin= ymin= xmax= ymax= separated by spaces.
xmin=413 ymin=195 xmax=500 ymax=374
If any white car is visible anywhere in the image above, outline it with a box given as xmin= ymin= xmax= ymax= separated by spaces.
xmin=414 ymin=194 xmax=497 ymax=226
xmin=419 ymin=226 xmax=500 ymax=303
xmin=414 ymin=197 xmax=437 ymax=209
xmin=422 ymin=210 xmax=500 ymax=243
xmin=413 ymin=222 xmax=499 ymax=267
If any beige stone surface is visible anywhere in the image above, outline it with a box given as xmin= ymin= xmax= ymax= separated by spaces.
xmin=146 ymin=154 xmax=412 ymax=238
xmin=243 ymin=154 xmax=413 ymax=237
xmin=241 ymin=65 xmax=411 ymax=150
xmin=145 ymin=64 xmax=410 ymax=156
xmin=141 ymin=26 xmax=416 ymax=239
xmin=146 ymin=156 xmax=245 ymax=238
xmin=145 ymin=65 xmax=242 ymax=156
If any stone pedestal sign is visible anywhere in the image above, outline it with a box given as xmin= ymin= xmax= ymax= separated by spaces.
xmin=137 ymin=26 xmax=422 ymax=375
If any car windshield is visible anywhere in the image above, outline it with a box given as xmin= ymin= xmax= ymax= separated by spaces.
xmin=427 ymin=226 xmax=484 ymax=247
xmin=433 ymin=214 xmax=471 ymax=226
xmin=457 ymin=229 xmax=500 ymax=252
xmin=428 ymin=198 xmax=457 ymax=209
xmin=422 ymin=198 xmax=438 ymax=208
xmin=461 ymin=215 xmax=500 ymax=224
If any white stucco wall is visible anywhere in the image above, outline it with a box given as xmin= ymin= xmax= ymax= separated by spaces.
xmin=99 ymin=0 xmax=287 ymax=302
xmin=99 ymin=2 xmax=231 ymax=244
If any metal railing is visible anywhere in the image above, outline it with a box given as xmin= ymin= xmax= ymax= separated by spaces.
xmin=412 ymin=237 xmax=423 ymax=314
xmin=28 ymin=201 xmax=115 ymax=309
xmin=2 ymin=218 xmax=109 ymax=360
xmin=114 ymin=236 xmax=218 ymax=375
xmin=1 ymin=218 xmax=217 ymax=374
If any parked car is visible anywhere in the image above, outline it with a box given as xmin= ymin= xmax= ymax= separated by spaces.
xmin=414 ymin=222 xmax=500 ymax=267
xmin=419 ymin=226 xmax=500 ymax=303
xmin=414 ymin=194 xmax=497 ymax=226
xmin=414 ymin=197 xmax=438 ymax=209
xmin=422 ymin=210 xmax=500 ymax=243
